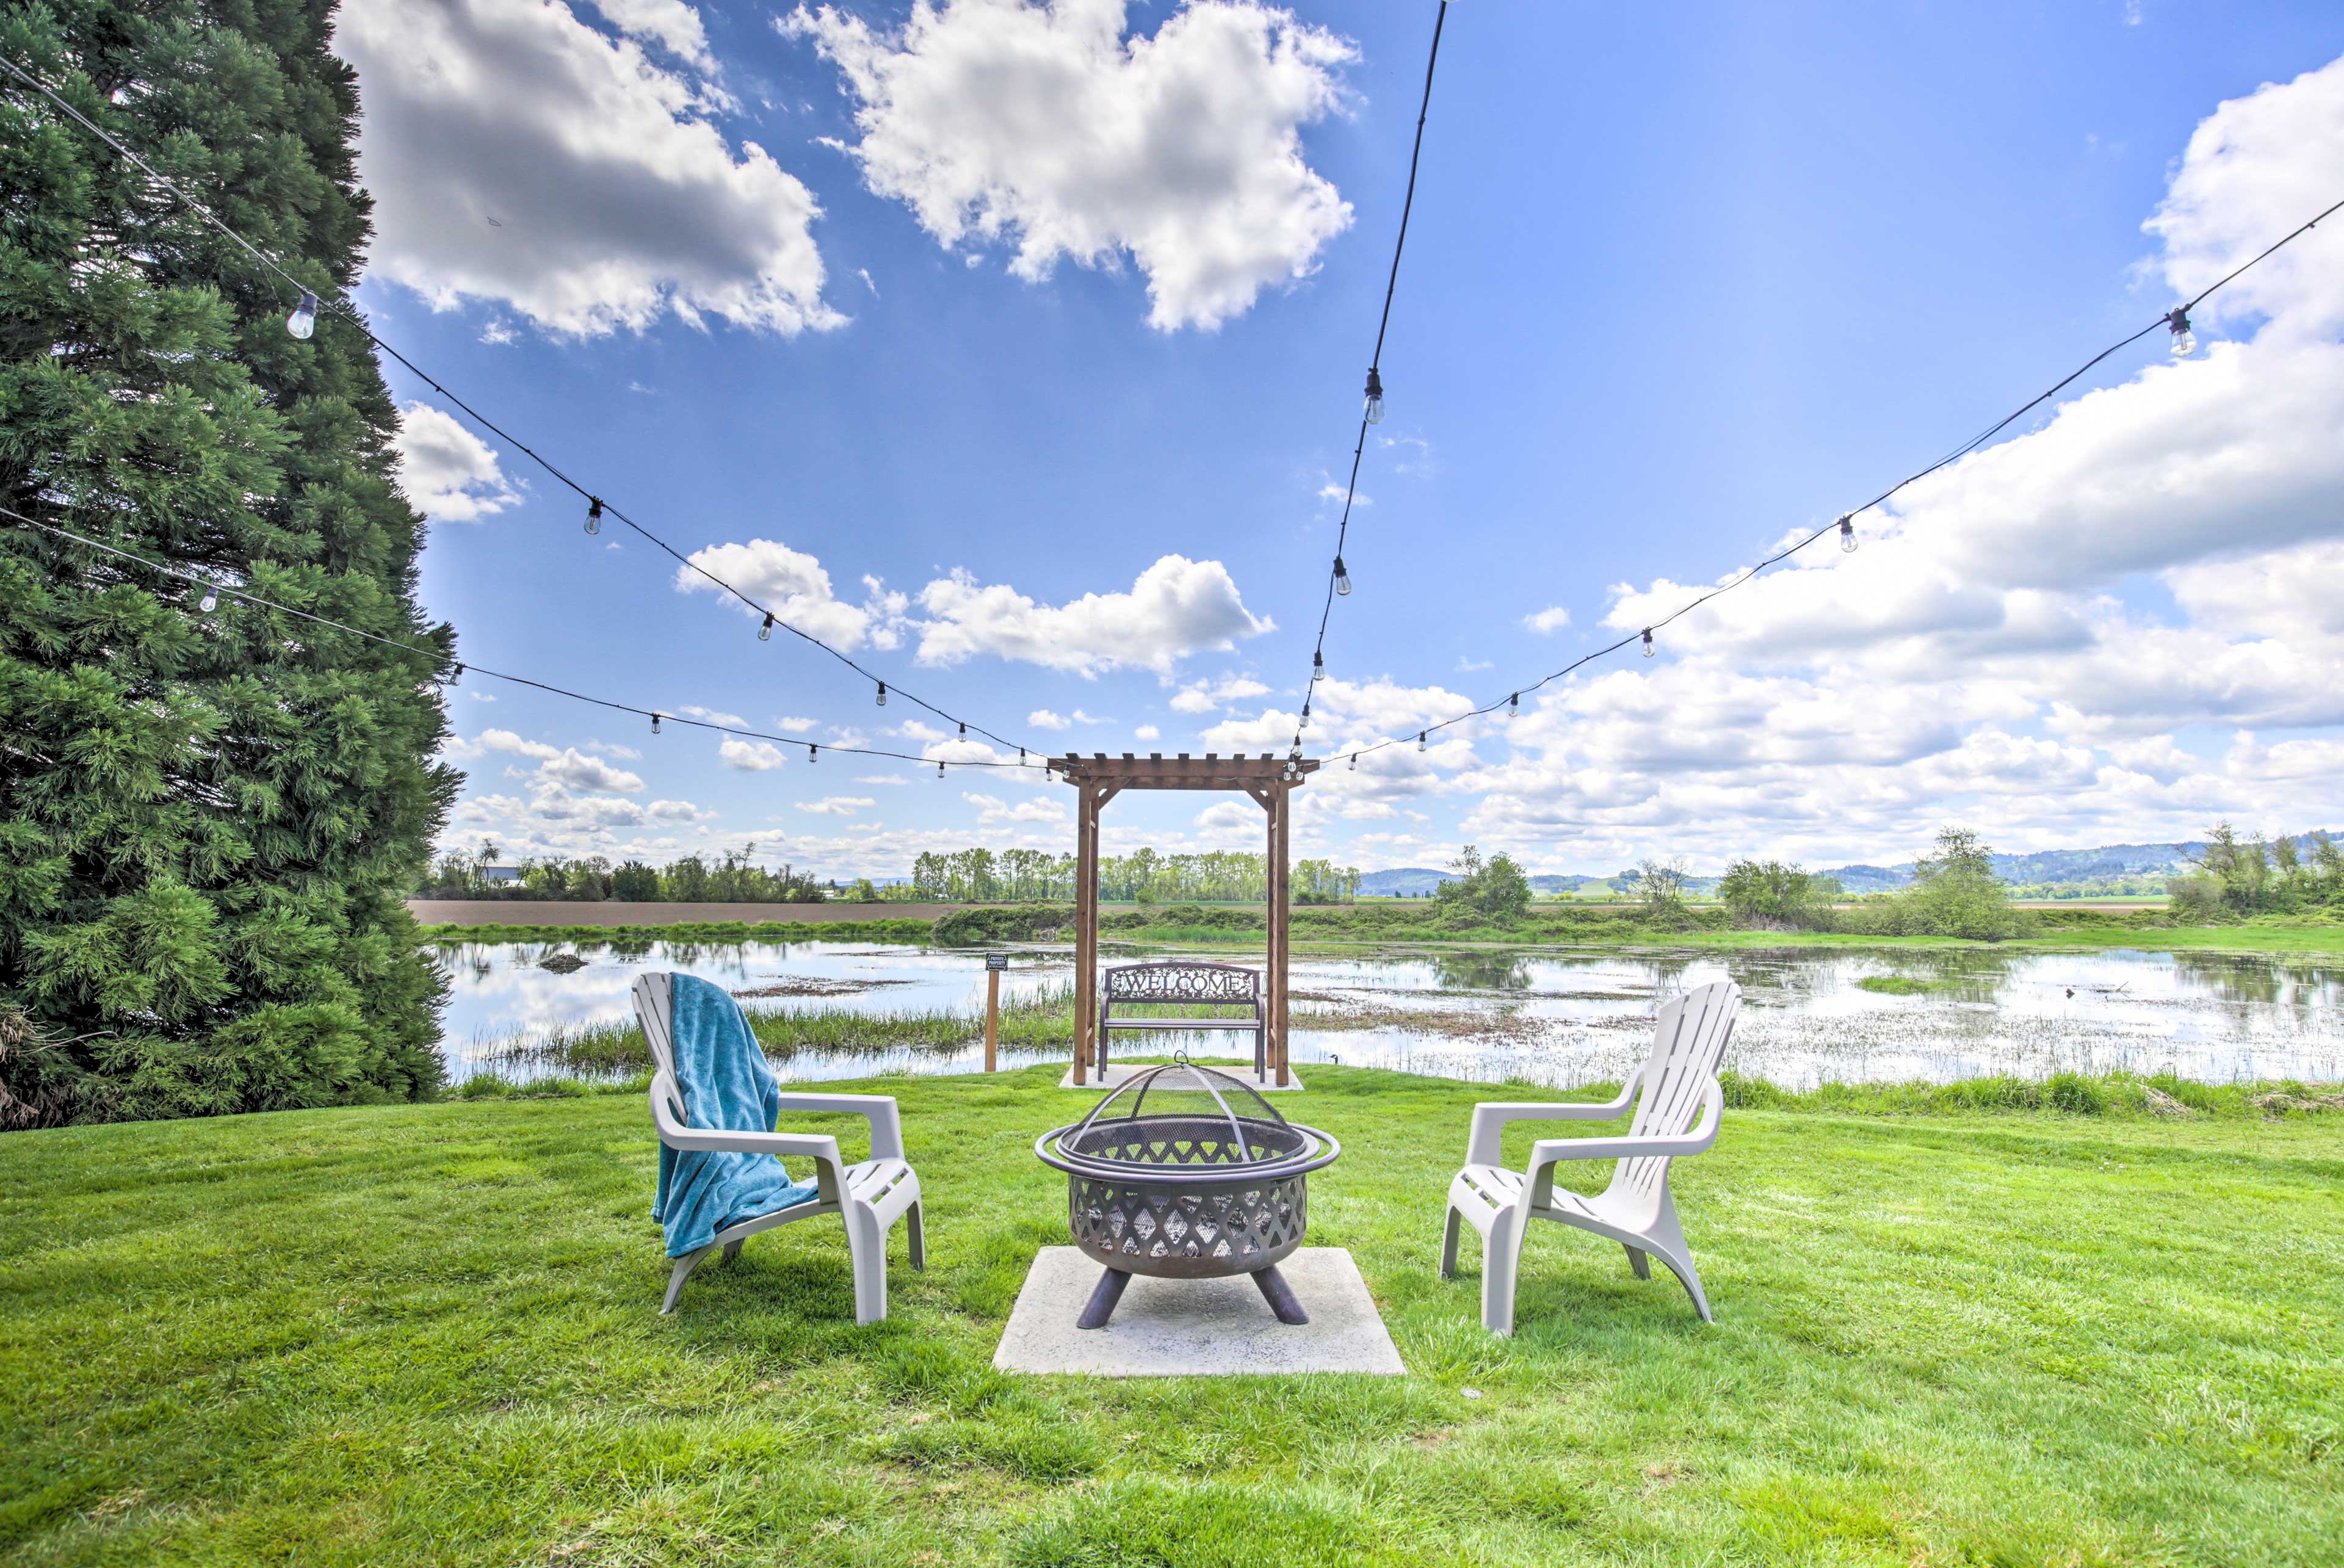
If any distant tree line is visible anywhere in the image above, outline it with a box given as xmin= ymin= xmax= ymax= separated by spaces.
xmin=887 ymin=848 xmax=1362 ymax=905
xmin=418 ymin=843 xmax=826 ymax=903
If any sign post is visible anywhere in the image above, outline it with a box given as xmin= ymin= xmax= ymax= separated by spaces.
xmin=984 ymin=953 xmax=1008 ymax=1072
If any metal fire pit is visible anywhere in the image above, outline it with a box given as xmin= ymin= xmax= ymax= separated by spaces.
xmin=1035 ymin=1057 xmax=1340 ymax=1329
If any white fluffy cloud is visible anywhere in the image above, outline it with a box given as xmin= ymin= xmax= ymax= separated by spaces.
xmin=798 ymin=796 xmax=878 ymax=814
xmin=719 ymin=739 xmax=792 ymax=770
xmin=917 ymin=555 xmax=1271 ymax=675
xmin=1522 ymin=605 xmax=1571 ymax=635
xmin=675 ymin=540 xmax=907 ymax=648
xmin=341 ymin=0 xmax=838 ymax=336
xmin=782 ymin=0 xmax=1353 ymax=329
xmin=1029 ymin=709 xmax=1071 ymax=729
xmin=590 ymin=0 xmax=714 ymax=67
xmin=392 ymin=403 xmax=518 ymax=522
xmin=966 ymin=792 xmax=1069 ymax=825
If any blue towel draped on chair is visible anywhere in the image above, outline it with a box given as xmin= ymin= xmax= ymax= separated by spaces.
xmin=650 ymin=974 xmax=819 ymax=1257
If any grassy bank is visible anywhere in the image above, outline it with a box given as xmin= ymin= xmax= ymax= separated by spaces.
xmin=5 ymin=1065 xmax=2341 ymax=1565
xmin=417 ymin=906 xmax=2344 ymax=958
xmin=420 ymin=916 xmax=939 ymax=945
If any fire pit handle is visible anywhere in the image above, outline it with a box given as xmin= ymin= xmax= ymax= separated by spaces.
xmin=1074 ymin=1051 xmax=1257 ymax=1163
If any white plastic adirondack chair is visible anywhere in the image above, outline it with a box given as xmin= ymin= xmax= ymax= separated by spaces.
xmin=1441 ymin=979 xmax=1740 ymax=1334
xmin=635 ymin=972 xmax=924 ymax=1322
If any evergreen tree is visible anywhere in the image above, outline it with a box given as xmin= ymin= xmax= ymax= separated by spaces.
xmin=0 ymin=0 xmax=458 ymax=1121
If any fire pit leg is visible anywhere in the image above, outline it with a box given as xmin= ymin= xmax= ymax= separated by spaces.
xmin=1251 ymin=1263 xmax=1309 ymax=1326
xmin=1077 ymin=1267 xmax=1132 ymax=1330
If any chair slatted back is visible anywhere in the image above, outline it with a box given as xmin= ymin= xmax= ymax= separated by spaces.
xmin=632 ymin=972 xmax=689 ymax=1122
xmin=1613 ymin=980 xmax=1740 ymax=1210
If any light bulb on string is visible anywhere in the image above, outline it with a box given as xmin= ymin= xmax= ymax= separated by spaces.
xmin=2167 ymin=308 xmax=2197 ymax=358
xmin=808 ymin=745 xmax=817 ymax=764
xmin=1642 ymin=628 xmax=1655 ymax=658
xmin=1312 ymin=650 xmax=1325 ymax=683
xmin=198 ymin=588 xmax=217 ymax=613
xmin=876 ymin=682 xmax=887 ymax=707
xmin=1838 ymin=515 xmax=1857 ymax=554
xmin=286 ymin=291 xmax=317 ymax=340
xmin=585 ymin=497 xmax=603 ymax=535
xmin=1508 ymin=692 xmax=1519 ymax=721
xmin=759 ymin=613 xmax=773 ymax=641
xmin=651 ymin=712 xmax=662 ymax=734
xmin=1347 ymin=753 xmax=1356 ymax=771
xmin=1362 ymin=366 xmax=1386 ymax=425
xmin=1333 ymin=555 xmax=1351 ymax=597
xmin=1300 ymin=702 xmax=1311 ymax=731
xmin=451 ymin=663 xmax=463 ymax=685
xmin=958 ymin=721 xmax=966 ymax=736
xmin=937 ymin=761 xmax=946 ymax=778
xmin=1417 ymin=731 xmax=1427 ymax=752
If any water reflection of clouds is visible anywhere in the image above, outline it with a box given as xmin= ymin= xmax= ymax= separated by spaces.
xmin=435 ymin=939 xmax=2344 ymax=1090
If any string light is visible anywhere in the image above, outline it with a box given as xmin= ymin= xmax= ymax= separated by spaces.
xmin=1289 ymin=1 xmax=1450 ymax=758
xmin=1508 ymin=692 xmax=1519 ymax=719
xmin=958 ymin=721 xmax=966 ymax=735
xmin=1348 ymin=753 xmax=1356 ymax=770
xmin=876 ymin=682 xmax=887 ymax=708
xmin=651 ymin=712 xmax=662 ymax=734
xmin=1417 ymin=731 xmax=1427 ymax=751
xmin=452 ymin=663 xmax=464 ymax=684
xmin=1838 ymin=515 xmax=1857 ymax=554
xmin=2167 ymin=308 xmax=2197 ymax=358
xmin=938 ymin=760 xmax=946 ymax=778
xmin=0 ymin=55 xmax=1037 ymax=761
xmin=1300 ymin=701 xmax=1311 ymax=730
xmin=198 ymin=587 xmax=217 ymax=613
xmin=759 ymin=613 xmax=773 ymax=641
xmin=5 ymin=508 xmax=1040 ymax=781
xmin=1304 ymin=192 xmax=2344 ymax=779
xmin=809 ymin=744 xmax=818 ymax=763
xmin=1313 ymin=650 xmax=1325 ymax=682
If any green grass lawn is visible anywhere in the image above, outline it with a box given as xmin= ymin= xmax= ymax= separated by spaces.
xmin=5 ymin=1066 xmax=2340 ymax=1566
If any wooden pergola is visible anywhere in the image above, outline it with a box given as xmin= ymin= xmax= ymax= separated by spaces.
xmin=1047 ymin=753 xmax=1319 ymax=1087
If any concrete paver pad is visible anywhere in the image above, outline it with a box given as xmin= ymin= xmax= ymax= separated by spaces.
xmin=993 ymin=1248 xmax=1404 ymax=1376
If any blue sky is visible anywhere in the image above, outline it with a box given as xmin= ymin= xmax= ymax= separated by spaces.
xmin=339 ymin=0 xmax=2344 ymax=878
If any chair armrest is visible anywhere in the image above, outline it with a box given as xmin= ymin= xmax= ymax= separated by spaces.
xmin=1524 ymin=1079 xmax=1724 ymax=1170
xmin=1466 ymin=1086 xmax=1637 ymax=1165
xmin=771 ymin=1092 xmax=906 ymax=1162
xmin=650 ymin=1085 xmax=847 ymax=1199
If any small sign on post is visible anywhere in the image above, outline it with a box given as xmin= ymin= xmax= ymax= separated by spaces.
xmin=984 ymin=953 xmax=1008 ymax=1071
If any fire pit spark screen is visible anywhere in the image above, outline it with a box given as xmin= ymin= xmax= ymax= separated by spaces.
xmin=1035 ymin=1058 xmax=1341 ymax=1329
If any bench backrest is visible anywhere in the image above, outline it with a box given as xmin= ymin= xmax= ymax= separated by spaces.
xmin=1104 ymin=962 xmax=1262 ymax=1007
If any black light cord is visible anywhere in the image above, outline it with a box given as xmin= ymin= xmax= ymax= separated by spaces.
xmin=1328 ymin=191 xmax=2344 ymax=769
xmin=1292 ymin=0 xmax=1449 ymax=754
xmin=3 ymin=506 xmax=1039 ymax=774
xmin=0 ymin=51 xmax=1032 ymax=756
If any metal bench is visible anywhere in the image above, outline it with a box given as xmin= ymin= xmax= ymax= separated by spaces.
xmin=1098 ymin=961 xmax=1266 ymax=1075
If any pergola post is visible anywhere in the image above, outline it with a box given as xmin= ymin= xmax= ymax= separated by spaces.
xmin=1266 ymin=779 xmax=1290 ymax=1086
xmin=1072 ymin=781 xmax=1102 ymax=1084
xmin=1049 ymin=753 xmax=1315 ymax=1089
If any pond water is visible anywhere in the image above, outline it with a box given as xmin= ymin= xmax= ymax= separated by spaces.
xmin=433 ymin=939 xmax=2344 ymax=1089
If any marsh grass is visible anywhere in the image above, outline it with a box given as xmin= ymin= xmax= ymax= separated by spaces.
xmin=4 ymin=1063 xmax=2341 ymax=1564
xmin=479 ymin=985 xmax=1447 ymax=1077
